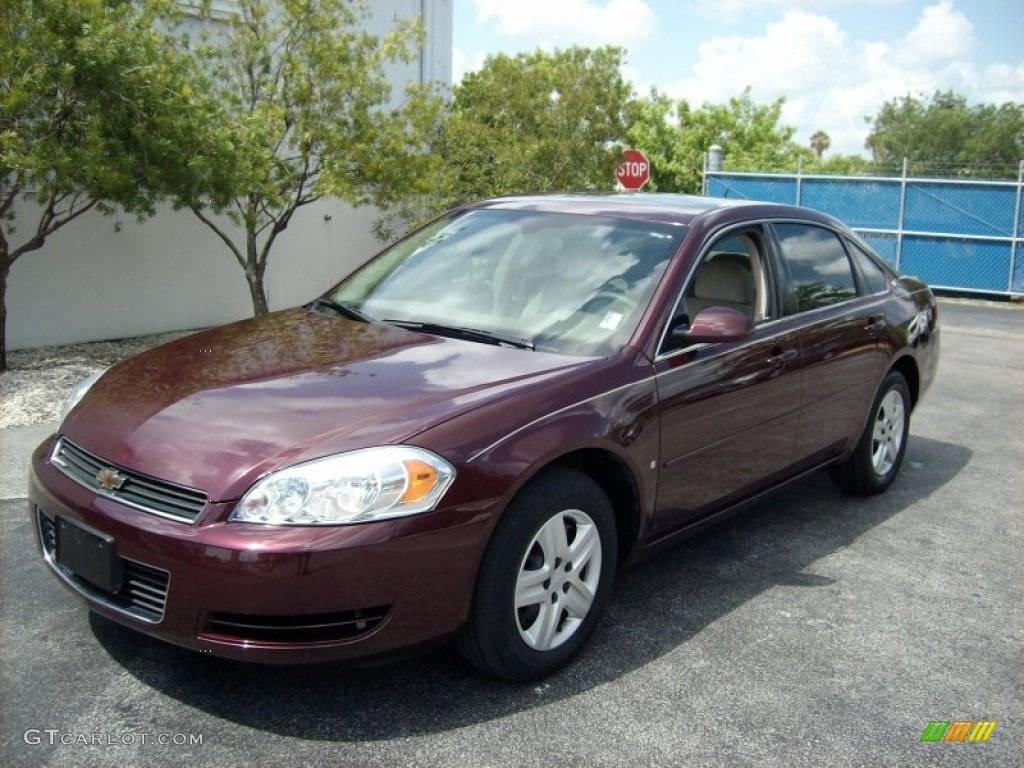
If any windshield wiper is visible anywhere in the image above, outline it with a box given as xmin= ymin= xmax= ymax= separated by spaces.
xmin=310 ymin=298 xmax=375 ymax=323
xmin=383 ymin=320 xmax=535 ymax=350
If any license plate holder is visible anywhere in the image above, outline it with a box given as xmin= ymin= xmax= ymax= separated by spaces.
xmin=56 ymin=516 xmax=123 ymax=593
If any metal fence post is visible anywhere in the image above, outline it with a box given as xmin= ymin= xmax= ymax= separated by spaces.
xmin=896 ymin=157 xmax=908 ymax=271
xmin=1010 ymin=159 xmax=1023 ymax=294
xmin=796 ymin=157 xmax=803 ymax=206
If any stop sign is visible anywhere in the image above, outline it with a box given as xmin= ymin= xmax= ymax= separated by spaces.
xmin=616 ymin=148 xmax=650 ymax=191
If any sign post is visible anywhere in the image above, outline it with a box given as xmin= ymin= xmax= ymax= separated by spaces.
xmin=616 ymin=149 xmax=650 ymax=191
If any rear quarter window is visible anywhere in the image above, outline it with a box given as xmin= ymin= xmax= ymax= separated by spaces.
xmin=846 ymin=238 xmax=890 ymax=295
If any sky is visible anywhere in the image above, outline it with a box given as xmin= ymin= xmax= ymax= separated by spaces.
xmin=452 ymin=0 xmax=1024 ymax=157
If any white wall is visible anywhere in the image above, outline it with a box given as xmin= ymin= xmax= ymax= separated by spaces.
xmin=367 ymin=0 xmax=452 ymax=87
xmin=7 ymin=199 xmax=384 ymax=349
xmin=7 ymin=0 xmax=452 ymax=351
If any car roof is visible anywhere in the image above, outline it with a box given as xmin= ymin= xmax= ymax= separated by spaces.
xmin=468 ymin=193 xmax=842 ymax=229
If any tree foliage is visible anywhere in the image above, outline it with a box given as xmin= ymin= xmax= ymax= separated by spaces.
xmin=621 ymin=89 xmax=688 ymax=192
xmin=180 ymin=0 xmax=444 ymax=314
xmin=815 ymin=153 xmax=873 ymax=175
xmin=437 ymin=47 xmax=631 ymax=207
xmin=809 ymin=130 xmax=831 ymax=160
xmin=0 ymin=0 xmax=231 ymax=370
xmin=623 ymin=87 xmax=801 ymax=192
xmin=437 ymin=67 xmax=803 ymax=205
xmin=865 ymin=90 xmax=1024 ymax=177
xmin=687 ymin=89 xmax=801 ymax=173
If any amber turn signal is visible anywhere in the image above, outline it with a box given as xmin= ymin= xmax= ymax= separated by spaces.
xmin=401 ymin=459 xmax=439 ymax=503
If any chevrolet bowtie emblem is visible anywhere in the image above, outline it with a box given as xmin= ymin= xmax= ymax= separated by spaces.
xmin=96 ymin=468 xmax=127 ymax=491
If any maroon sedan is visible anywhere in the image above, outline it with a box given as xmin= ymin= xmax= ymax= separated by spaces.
xmin=29 ymin=195 xmax=939 ymax=681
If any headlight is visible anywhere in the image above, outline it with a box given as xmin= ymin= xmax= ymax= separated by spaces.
xmin=61 ymin=369 xmax=107 ymax=422
xmin=230 ymin=446 xmax=455 ymax=526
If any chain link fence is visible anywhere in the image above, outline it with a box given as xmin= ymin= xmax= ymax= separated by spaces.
xmin=704 ymin=161 xmax=1024 ymax=296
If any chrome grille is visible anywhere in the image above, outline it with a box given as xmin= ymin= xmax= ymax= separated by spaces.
xmin=51 ymin=437 xmax=207 ymax=523
xmin=36 ymin=508 xmax=171 ymax=623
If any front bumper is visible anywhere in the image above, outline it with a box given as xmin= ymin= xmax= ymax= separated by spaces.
xmin=29 ymin=437 xmax=496 ymax=664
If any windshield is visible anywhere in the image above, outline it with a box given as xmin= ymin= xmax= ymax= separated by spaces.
xmin=326 ymin=208 xmax=687 ymax=356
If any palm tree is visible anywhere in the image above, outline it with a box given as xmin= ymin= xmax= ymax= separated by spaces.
xmin=810 ymin=130 xmax=831 ymax=161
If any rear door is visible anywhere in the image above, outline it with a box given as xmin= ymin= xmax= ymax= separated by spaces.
xmin=653 ymin=225 xmax=803 ymax=534
xmin=768 ymin=222 xmax=889 ymax=464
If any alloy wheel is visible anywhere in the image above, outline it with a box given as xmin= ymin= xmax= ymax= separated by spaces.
xmin=514 ymin=509 xmax=602 ymax=651
xmin=871 ymin=389 xmax=906 ymax=476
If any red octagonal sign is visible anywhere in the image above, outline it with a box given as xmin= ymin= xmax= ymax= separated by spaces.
xmin=616 ymin=148 xmax=650 ymax=191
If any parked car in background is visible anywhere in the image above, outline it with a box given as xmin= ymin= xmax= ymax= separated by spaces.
xmin=30 ymin=194 xmax=939 ymax=681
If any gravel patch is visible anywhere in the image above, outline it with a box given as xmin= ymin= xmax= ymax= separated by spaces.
xmin=0 ymin=330 xmax=200 ymax=428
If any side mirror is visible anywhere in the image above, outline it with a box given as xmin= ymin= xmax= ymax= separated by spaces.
xmin=671 ymin=306 xmax=755 ymax=345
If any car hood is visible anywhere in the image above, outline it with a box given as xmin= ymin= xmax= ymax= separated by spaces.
xmin=60 ymin=308 xmax=593 ymax=500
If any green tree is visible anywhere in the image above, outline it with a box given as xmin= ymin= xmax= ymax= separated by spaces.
xmin=0 ymin=0 xmax=232 ymax=371
xmin=622 ymin=89 xmax=689 ymax=192
xmin=181 ymin=0 xmax=444 ymax=314
xmin=809 ymin=130 xmax=831 ymax=161
xmin=623 ymin=87 xmax=801 ymax=193
xmin=818 ymin=153 xmax=873 ymax=175
xmin=865 ymin=90 xmax=1024 ymax=177
xmin=437 ymin=47 xmax=631 ymax=208
xmin=687 ymin=89 xmax=800 ymax=173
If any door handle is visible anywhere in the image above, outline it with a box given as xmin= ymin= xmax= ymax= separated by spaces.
xmin=864 ymin=317 xmax=885 ymax=335
xmin=767 ymin=348 xmax=798 ymax=368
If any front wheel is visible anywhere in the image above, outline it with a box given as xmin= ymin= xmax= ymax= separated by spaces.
xmin=830 ymin=370 xmax=911 ymax=495
xmin=457 ymin=468 xmax=617 ymax=682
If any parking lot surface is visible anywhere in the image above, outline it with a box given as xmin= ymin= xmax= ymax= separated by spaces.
xmin=1 ymin=299 xmax=1021 ymax=767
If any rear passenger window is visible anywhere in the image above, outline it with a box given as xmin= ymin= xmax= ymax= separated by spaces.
xmin=846 ymin=239 xmax=889 ymax=295
xmin=774 ymin=223 xmax=857 ymax=314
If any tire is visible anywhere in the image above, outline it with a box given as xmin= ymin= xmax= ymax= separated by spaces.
xmin=830 ymin=370 xmax=911 ymax=495
xmin=456 ymin=468 xmax=617 ymax=682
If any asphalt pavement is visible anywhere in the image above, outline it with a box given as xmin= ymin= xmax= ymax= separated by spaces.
xmin=1 ymin=299 xmax=1021 ymax=767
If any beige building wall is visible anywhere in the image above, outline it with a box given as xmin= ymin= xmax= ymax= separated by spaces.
xmin=8 ymin=199 xmax=383 ymax=349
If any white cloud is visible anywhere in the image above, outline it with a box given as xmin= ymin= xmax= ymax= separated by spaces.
xmin=452 ymin=47 xmax=467 ymax=83
xmin=472 ymin=0 xmax=658 ymax=48
xmin=674 ymin=10 xmax=854 ymax=101
xmin=982 ymin=61 xmax=1024 ymax=103
xmin=687 ymin=0 xmax=905 ymax=25
xmin=451 ymin=46 xmax=488 ymax=84
xmin=896 ymin=0 xmax=975 ymax=66
xmin=665 ymin=1 xmax=1015 ymax=157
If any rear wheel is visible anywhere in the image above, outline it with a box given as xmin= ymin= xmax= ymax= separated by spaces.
xmin=457 ymin=468 xmax=617 ymax=682
xmin=831 ymin=370 xmax=911 ymax=495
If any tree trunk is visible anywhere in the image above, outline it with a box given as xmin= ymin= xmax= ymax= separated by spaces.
xmin=0 ymin=250 xmax=8 ymax=372
xmin=245 ymin=267 xmax=269 ymax=315
xmin=245 ymin=227 xmax=269 ymax=315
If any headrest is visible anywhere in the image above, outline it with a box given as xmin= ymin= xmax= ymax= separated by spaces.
xmin=693 ymin=259 xmax=752 ymax=303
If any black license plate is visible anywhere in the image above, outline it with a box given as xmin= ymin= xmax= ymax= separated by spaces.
xmin=56 ymin=516 xmax=123 ymax=593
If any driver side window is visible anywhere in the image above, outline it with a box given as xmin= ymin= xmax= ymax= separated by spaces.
xmin=661 ymin=229 xmax=771 ymax=354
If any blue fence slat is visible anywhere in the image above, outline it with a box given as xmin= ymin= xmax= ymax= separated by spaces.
xmin=707 ymin=176 xmax=796 ymax=204
xmin=802 ymin=179 xmax=902 ymax=230
xmin=904 ymin=183 xmax=1016 ymax=237
xmin=704 ymin=170 xmax=1022 ymax=295
xmin=900 ymin=236 xmax=1011 ymax=291
xmin=857 ymin=232 xmax=899 ymax=268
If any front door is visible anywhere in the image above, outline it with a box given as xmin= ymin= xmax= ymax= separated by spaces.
xmin=653 ymin=227 xmax=803 ymax=534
